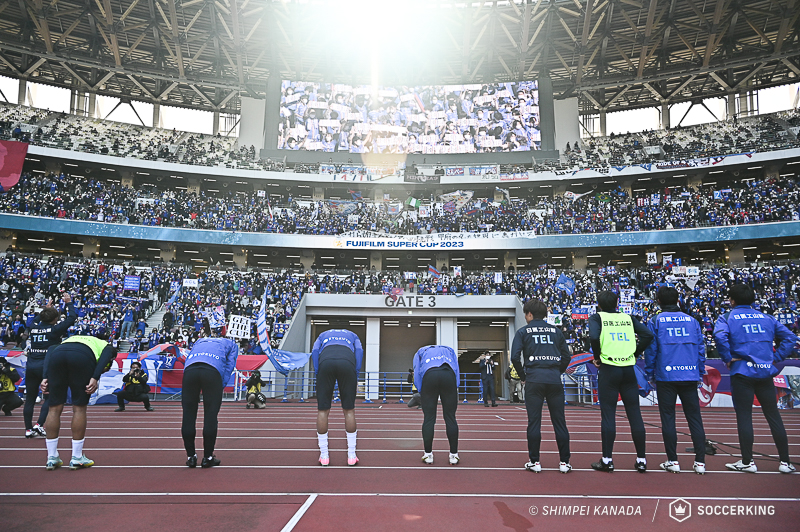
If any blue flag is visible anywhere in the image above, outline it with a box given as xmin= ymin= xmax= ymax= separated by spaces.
xmin=555 ymin=273 xmax=575 ymax=295
xmin=268 ymin=349 xmax=313 ymax=376
xmin=166 ymin=286 xmax=181 ymax=309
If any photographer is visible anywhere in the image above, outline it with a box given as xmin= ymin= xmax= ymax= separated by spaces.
xmin=114 ymin=360 xmax=154 ymax=412
xmin=244 ymin=370 xmax=267 ymax=409
xmin=0 ymin=356 xmax=23 ymax=416
xmin=473 ymin=351 xmax=498 ymax=407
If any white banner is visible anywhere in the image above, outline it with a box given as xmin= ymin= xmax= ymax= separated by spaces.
xmin=183 ymin=278 xmax=199 ymax=288
xmin=686 ymin=266 xmax=700 ymax=276
xmin=663 ymin=254 xmax=673 ymax=266
xmin=546 ymin=313 xmax=562 ymax=326
xmin=226 ymin=314 xmax=252 ymax=339
xmin=646 ymin=252 xmax=657 ymax=265
xmin=620 ymin=289 xmax=635 ymax=303
xmin=494 ymin=272 xmax=503 ymax=284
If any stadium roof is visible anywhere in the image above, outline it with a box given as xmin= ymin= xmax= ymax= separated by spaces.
xmin=0 ymin=0 xmax=797 ymax=116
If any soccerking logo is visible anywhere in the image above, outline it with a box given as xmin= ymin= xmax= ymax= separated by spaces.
xmin=669 ymin=498 xmax=691 ymax=522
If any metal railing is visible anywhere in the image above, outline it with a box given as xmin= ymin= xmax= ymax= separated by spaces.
xmin=142 ymin=369 xmax=605 ymax=406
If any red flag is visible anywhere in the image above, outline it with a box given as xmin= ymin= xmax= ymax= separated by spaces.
xmin=0 ymin=140 xmax=28 ymax=190
xmin=698 ymin=365 xmax=721 ymax=407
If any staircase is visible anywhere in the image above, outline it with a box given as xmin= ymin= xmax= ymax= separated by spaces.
xmin=119 ymin=305 xmax=167 ymax=353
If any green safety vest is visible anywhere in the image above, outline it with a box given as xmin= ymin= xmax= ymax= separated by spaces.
xmin=597 ymin=312 xmax=636 ymax=366
xmin=62 ymin=336 xmax=109 ymax=361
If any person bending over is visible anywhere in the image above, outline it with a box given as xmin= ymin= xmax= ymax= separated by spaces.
xmin=24 ymin=294 xmax=76 ymax=438
xmin=312 ymin=329 xmax=363 ymax=466
xmin=414 ymin=345 xmax=460 ymax=465
xmin=40 ymin=335 xmax=116 ymax=470
xmin=181 ymin=336 xmax=239 ymax=468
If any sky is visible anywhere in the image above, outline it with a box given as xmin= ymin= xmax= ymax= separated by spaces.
xmin=1 ymin=74 xmax=798 ymax=140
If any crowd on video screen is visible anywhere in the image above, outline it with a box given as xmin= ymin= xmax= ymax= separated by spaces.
xmin=277 ymin=81 xmax=541 ymax=154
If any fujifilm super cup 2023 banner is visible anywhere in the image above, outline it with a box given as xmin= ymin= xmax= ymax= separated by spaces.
xmin=278 ymin=80 xmax=541 ymax=154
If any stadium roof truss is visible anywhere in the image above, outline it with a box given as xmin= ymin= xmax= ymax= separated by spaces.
xmin=0 ymin=0 xmax=797 ymax=116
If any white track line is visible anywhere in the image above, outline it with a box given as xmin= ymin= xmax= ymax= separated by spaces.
xmin=0 ymin=464 xmax=794 ymax=473
xmin=1 ymin=492 xmax=798 ymax=502
xmin=280 ymin=494 xmax=317 ymax=532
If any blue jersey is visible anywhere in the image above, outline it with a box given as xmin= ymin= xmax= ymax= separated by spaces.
xmin=184 ymin=337 xmax=239 ymax=380
xmin=311 ymin=329 xmax=363 ymax=374
xmin=645 ymin=310 xmax=705 ymax=382
xmin=713 ymin=305 xmax=797 ymax=379
xmin=413 ymin=345 xmax=460 ymax=392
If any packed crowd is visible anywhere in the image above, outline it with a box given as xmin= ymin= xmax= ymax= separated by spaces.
xmin=2 ymin=251 xmax=799 ymax=360
xmin=2 ymin=170 xmax=799 ymax=236
xmin=278 ymin=80 xmax=542 ymax=153
xmin=1 ymin=101 xmax=799 ymax=174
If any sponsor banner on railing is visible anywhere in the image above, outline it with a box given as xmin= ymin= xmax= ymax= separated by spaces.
xmin=334 ymin=230 xmax=537 ymax=249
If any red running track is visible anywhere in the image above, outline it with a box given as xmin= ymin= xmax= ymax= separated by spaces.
xmin=1 ymin=402 xmax=798 ymax=531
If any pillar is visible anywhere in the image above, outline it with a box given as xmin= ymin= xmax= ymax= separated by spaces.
xmin=17 ymin=78 xmax=27 ymax=105
xmin=299 ymin=250 xmax=314 ymax=271
xmin=572 ymin=250 xmax=588 ymax=272
xmin=81 ymin=238 xmax=101 ymax=258
xmin=233 ymin=248 xmax=248 ymax=269
xmin=152 ymin=102 xmax=161 ymax=128
xmin=370 ymin=251 xmax=382 ymax=271
xmin=373 ymin=188 xmax=384 ymax=203
xmin=436 ymin=317 xmax=458 ymax=354
xmin=435 ymin=251 xmax=449 ymax=272
xmin=187 ymin=178 xmax=201 ymax=195
xmin=213 ymin=110 xmax=220 ymax=135
xmin=88 ymin=92 xmax=97 ymax=118
xmin=503 ymin=250 xmax=517 ymax=271
xmin=553 ymin=183 xmax=567 ymax=196
xmin=365 ymin=318 xmax=380 ymax=400
xmin=687 ymin=174 xmax=703 ymax=189
xmin=599 ymin=109 xmax=607 ymax=137
xmin=727 ymin=92 xmax=737 ymax=120
xmin=159 ymin=244 xmax=176 ymax=263
xmin=313 ymin=187 xmax=325 ymax=200
xmin=726 ymin=243 xmax=744 ymax=265
xmin=620 ymin=179 xmax=634 ymax=195
xmin=0 ymin=231 xmax=16 ymax=252
xmin=44 ymin=161 xmax=62 ymax=176
xmin=661 ymin=101 xmax=670 ymax=130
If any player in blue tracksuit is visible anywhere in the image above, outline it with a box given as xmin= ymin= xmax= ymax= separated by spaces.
xmin=413 ymin=345 xmax=460 ymax=465
xmin=713 ymin=284 xmax=797 ymax=474
xmin=311 ymin=329 xmax=363 ymax=466
xmin=645 ymin=286 xmax=707 ymax=474
xmin=181 ymin=336 xmax=239 ymax=468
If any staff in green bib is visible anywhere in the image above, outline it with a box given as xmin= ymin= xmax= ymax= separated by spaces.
xmin=588 ymin=291 xmax=654 ymax=473
xmin=40 ymin=335 xmax=117 ymax=471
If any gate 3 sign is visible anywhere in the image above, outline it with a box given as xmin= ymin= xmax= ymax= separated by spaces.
xmin=384 ymin=295 xmax=437 ymax=308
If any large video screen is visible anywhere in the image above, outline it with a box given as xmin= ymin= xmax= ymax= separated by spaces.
xmin=278 ymin=81 xmax=540 ymax=154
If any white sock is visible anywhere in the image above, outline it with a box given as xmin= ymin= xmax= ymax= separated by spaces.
xmin=46 ymin=437 xmax=59 ymax=458
xmin=317 ymin=432 xmax=329 ymax=457
xmin=346 ymin=430 xmax=357 ymax=457
xmin=72 ymin=438 xmax=85 ymax=458
xmin=602 ymin=457 xmax=612 ymax=464
xmin=637 ymin=457 xmax=647 ymax=464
